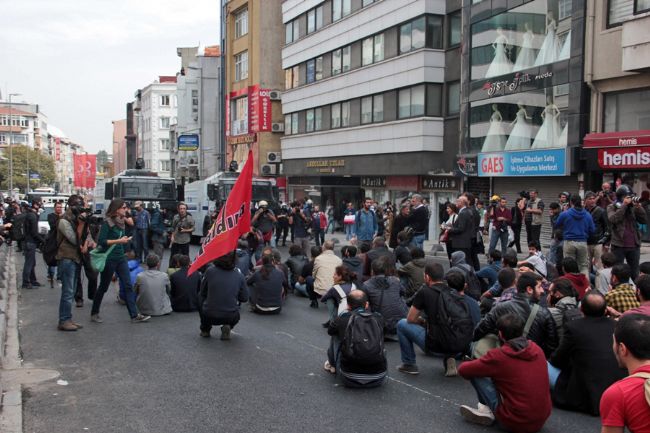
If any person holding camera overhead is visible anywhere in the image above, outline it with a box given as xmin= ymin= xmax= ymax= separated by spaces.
xmin=252 ymin=200 xmax=277 ymax=247
xmin=169 ymin=202 xmax=195 ymax=264
xmin=608 ymin=185 xmax=648 ymax=280
xmin=488 ymin=196 xmax=512 ymax=255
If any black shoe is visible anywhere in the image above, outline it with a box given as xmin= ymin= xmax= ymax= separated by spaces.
xmin=309 ymin=300 xmax=319 ymax=308
xmin=322 ymin=320 xmax=330 ymax=328
xmin=21 ymin=284 xmax=32 ymax=290
xmin=31 ymin=281 xmax=42 ymax=287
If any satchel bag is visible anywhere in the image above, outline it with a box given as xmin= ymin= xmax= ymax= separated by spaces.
xmin=630 ymin=372 xmax=650 ymax=407
xmin=472 ymin=304 xmax=540 ymax=359
xmin=343 ymin=214 xmax=355 ymax=225
xmin=90 ymin=244 xmax=117 ymax=272
xmin=439 ymin=229 xmax=449 ymax=243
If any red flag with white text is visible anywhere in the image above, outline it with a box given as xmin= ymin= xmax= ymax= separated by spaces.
xmin=188 ymin=150 xmax=253 ymax=275
xmin=73 ymin=154 xmax=97 ymax=189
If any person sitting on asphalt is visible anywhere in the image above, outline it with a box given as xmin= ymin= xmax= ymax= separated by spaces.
xmin=134 ymin=254 xmax=172 ymax=317
xmin=341 ymin=245 xmax=363 ymax=289
xmin=622 ymin=274 xmax=650 ymax=317
xmin=312 ymin=240 xmax=342 ymax=308
xmin=446 ymin=270 xmax=481 ymax=328
xmin=247 ymin=254 xmax=288 ymax=314
xmin=481 ymin=249 xmax=518 ymax=301
xmin=517 ymin=240 xmax=549 ymax=279
xmin=235 ymin=239 xmax=253 ymax=277
xmin=320 ymin=265 xmax=358 ymax=327
xmin=606 ymin=263 xmax=641 ymax=316
xmin=199 ymin=251 xmax=249 ymax=340
xmin=559 ymin=257 xmax=591 ymax=300
xmin=285 ymin=244 xmax=309 ymax=294
xmin=365 ymin=236 xmax=396 ymax=277
xmin=492 ymin=268 xmax=518 ymax=307
xmin=169 ymin=255 xmax=201 ymax=312
xmin=473 ymin=272 xmax=559 ymax=358
xmin=397 ymin=247 xmax=427 ymax=304
xmin=167 ymin=254 xmax=183 ymax=277
xmin=393 ymin=231 xmax=412 ymax=269
xmin=396 ymin=263 xmax=474 ymax=377
xmin=476 ymin=250 xmax=502 ymax=292
xmin=458 ymin=313 xmax=552 ymax=432
xmin=117 ymin=250 xmax=144 ymax=305
xmin=358 ymin=242 xmax=372 ymax=281
xmin=546 ymin=277 xmax=580 ymax=342
xmin=596 ymin=252 xmax=621 ymax=295
xmin=362 ymin=256 xmax=408 ymax=337
xmin=324 ymin=290 xmax=387 ymax=388
xmin=641 ymin=262 xmax=650 ymax=276
xmin=548 ymin=292 xmax=626 ymax=416
xmin=448 ymin=250 xmax=482 ymax=301
xmin=600 ymin=314 xmax=650 ymax=432
xmin=296 ymin=246 xmax=321 ymax=298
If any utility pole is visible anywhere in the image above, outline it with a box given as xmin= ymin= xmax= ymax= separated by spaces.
xmin=8 ymin=92 xmax=21 ymax=198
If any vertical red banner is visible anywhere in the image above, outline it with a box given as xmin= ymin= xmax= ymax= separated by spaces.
xmin=73 ymin=154 xmax=97 ymax=189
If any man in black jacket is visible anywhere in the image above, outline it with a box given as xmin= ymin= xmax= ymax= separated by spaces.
xmin=548 ymin=292 xmax=626 ymax=415
xmin=169 ymin=255 xmax=201 ymax=312
xmin=473 ymin=272 xmax=558 ymax=358
xmin=408 ymin=194 xmax=429 ymax=250
xmin=448 ymin=196 xmax=474 ymax=265
xmin=22 ymin=199 xmax=45 ymax=289
xmin=585 ymin=191 xmax=610 ymax=271
xmin=463 ymin=192 xmax=482 ymax=271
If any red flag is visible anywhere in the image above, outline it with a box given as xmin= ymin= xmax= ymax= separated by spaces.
xmin=188 ymin=150 xmax=253 ymax=275
xmin=73 ymin=154 xmax=97 ymax=189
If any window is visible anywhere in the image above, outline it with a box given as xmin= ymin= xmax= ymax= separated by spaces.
xmin=374 ymin=34 xmax=385 ymax=62
xmin=235 ymin=8 xmax=248 ymax=38
xmin=160 ymin=138 xmax=170 ymax=150
xmin=160 ymin=117 xmax=170 ymax=129
xmin=316 ymin=6 xmax=324 ymax=29
xmin=609 ymin=0 xmax=634 ymax=26
xmin=315 ymin=56 xmax=323 ymax=80
xmin=449 ymin=13 xmax=461 ymax=47
xmin=292 ymin=65 xmax=299 ymax=88
xmin=191 ymin=90 xmax=199 ymax=116
xmin=19 ymin=118 xmax=28 ymax=127
xmin=398 ymin=85 xmax=425 ymax=118
xmin=373 ymin=95 xmax=384 ymax=122
xmin=293 ymin=19 xmax=300 ymax=41
xmin=558 ymin=0 xmax=572 ymax=19
xmin=604 ymin=88 xmax=650 ymax=132
xmin=400 ymin=22 xmax=412 ymax=54
xmin=285 ymin=69 xmax=293 ymax=90
xmin=306 ymin=59 xmax=316 ymax=84
xmin=231 ymin=96 xmax=248 ymax=135
xmin=306 ymin=109 xmax=315 ymax=132
xmin=447 ymin=81 xmax=460 ymax=115
xmin=291 ymin=113 xmax=299 ymax=134
xmin=333 ymin=0 xmax=351 ymax=21
xmin=342 ymin=46 xmax=351 ymax=72
xmin=284 ymin=114 xmax=292 ymax=135
xmin=315 ymin=107 xmax=323 ymax=131
xmin=160 ymin=95 xmax=170 ymax=106
xmin=637 ymin=0 xmax=650 ymax=13
xmin=160 ymin=160 xmax=171 ymax=172
xmin=341 ymin=101 xmax=351 ymax=127
xmin=285 ymin=22 xmax=294 ymax=44
xmin=361 ymin=96 xmax=373 ymax=124
xmin=426 ymin=84 xmax=442 ymax=116
xmin=0 ymin=135 xmax=5 ymax=144
xmin=331 ymin=103 xmax=341 ymax=128
xmin=235 ymin=51 xmax=248 ymax=81
xmin=307 ymin=7 xmax=323 ymax=34
xmin=332 ymin=49 xmax=342 ymax=75
xmin=362 ymin=37 xmax=374 ymax=66
xmin=284 ymin=113 xmax=299 ymax=135
xmin=363 ymin=0 xmax=374 ymax=5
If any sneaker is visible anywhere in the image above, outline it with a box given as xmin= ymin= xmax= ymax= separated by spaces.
xmin=459 ymin=403 xmax=495 ymax=426
xmin=321 ymin=321 xmax=330 ymax=328
xmin=200 ymin=330 xmax=211 ymax=338
xmin=445 ymin=358 xmax=458 ymax=377
xmin=90 ymin=314 xmax=103 ymax=323
xmin=220 ymin=325 xmax=231 ymax=340
xmin=71 ymin=321 xmax=84 ymax=329
xmin=323 ymin=360 xmax=336 ymax=374
xmin=132 ymin=314 xmax=151 ymax=323
xmin=397 ymin=363 xmax=420 ymax=375
xmin=75 ymin=300 xmax=83 ymax=308
xmin=57 ymin=321 xmax=78 ymax=332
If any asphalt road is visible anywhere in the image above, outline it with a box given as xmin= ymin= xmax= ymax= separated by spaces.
xmin=17 ymin=242 xmax=602 ymax=433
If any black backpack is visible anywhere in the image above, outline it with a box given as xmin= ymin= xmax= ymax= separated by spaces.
xmin=11 ymin=213 xmax=28 ymax=242
xmin=430 ymin=286 xmax=474 ymax=354
xmin=458 ymin=264 xmax=482 ymax=301
xmin=42 ymin=221 xmax=61 ymax=267
xmin=341 ymin=311 xmax=385 ymax=365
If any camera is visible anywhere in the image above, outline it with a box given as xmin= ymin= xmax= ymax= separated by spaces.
xmin=519 ymin=190 xmax=531 ymax=200
xmin=631 ymin=196 xmax=641 ymax=205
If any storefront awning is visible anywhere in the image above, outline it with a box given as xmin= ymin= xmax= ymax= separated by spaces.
xmin=583 ymin=130 xmax=650 ymax=148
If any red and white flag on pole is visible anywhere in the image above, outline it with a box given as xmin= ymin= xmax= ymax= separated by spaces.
xmin=73 ymin=154 xmax=97 ymax=189
xmin=188 ymin=150 xmax=253 ymax=275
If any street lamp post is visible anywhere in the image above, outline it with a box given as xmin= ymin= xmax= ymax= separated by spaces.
xmin=7 ymin=93 xmax=21 ymax=198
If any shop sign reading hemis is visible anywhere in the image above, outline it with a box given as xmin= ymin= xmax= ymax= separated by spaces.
xmin=478 ymin=148 xmax=567 ymax=177
xmin=177 ymin=134 xmax=199 ymax=151
xmin=583 ymin=130 xmax=650 ymax=148
xmin=597 ymin=146 xmax=650 ymax=169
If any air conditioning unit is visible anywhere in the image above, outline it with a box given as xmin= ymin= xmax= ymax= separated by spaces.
xmin=271 ymin=123 xmax=284 ymax=132
xmin=261 ymin=164 xmax=277 ymax=175
xmin=269 ymin=90 xmax=282 ymax=101
xmin=267 ymin=152 xmax=282 ymax=163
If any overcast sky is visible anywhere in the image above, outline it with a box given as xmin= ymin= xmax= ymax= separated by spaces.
xmin=0 ymin=0 xmax=220 ymax=153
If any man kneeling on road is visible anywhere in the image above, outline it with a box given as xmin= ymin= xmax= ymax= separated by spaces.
xmin=458 ymin=313 xmax=552 ymax=432
xmin=325 ymin=290 xmax=387 ymax=388
xmin=396 ymin=263 xmax=474 ymax=377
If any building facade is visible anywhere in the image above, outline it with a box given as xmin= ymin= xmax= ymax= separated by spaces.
xmin=173 ymin=45 xmax=222 ymax=182
xmin=281 ymin=0 xmax=463 ymax=231
xmin=134 ymin=76 xmax=178 ymax=175
xmin=223 ymin=0 xmax=285 ymax=179
xmin=112 ymin=119 xmax=127 ymax=174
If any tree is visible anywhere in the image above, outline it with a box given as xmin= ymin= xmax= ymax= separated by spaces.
xmin=96 ymin=150 xmax=110 ymax=168
xmin=0 ymin=145 xmax=56 ymax=193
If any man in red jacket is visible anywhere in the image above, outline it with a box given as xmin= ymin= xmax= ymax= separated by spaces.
xmin=458 ymin=313 xmax=552 ymax=432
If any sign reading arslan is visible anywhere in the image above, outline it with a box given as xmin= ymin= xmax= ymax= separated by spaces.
xmin=306 ymin=159 xmax=345 ymax=168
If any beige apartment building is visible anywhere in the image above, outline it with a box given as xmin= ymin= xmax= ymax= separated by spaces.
xmin=223 ymin=0 xmax=285 ymax=178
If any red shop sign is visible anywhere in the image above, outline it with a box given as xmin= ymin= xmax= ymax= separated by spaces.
xmin=584 ymin=130 xmax=650 ymax=148
xmin=597 ymin=146 xmax=650 ymax=169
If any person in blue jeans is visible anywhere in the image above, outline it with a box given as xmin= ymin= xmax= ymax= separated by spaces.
xmin=354 ymin=198 xmax=377 ymax=245
xmin=343 ymin=202 xmax=356 ymax=241
xmin=90 ymin=199 xmax=150 ymax=324
xmin=396 ymin=262 xmax=467 ymax=377
xmin=133 ymin=201 xmax=151 ymax=262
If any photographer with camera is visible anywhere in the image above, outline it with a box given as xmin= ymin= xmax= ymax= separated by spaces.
xmin=169 ymin=202 xmax=195 ymax=265
xmin=488 ymin=196 xmax=512 ymax=256
xmin=584 ymin=191 xmax=610 ymax=271
xmin=607 ymin=185 xmax=647 ymax=280
xmin=289 ymin=201 xmax=310 ymax=254
xmin=251 ymin=200 xmax=277 ymax=247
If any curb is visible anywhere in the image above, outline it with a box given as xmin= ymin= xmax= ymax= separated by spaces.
xmin=0 ymin=248 xmax=23 ymax=433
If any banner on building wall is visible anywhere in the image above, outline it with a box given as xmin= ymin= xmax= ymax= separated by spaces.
xmin=55 ymin=138 xmax=61 ymax=161
xmin=478 ymin=148 xmax=567 ymax=177
xmin=73 ymin=154 xmax=97 ymax=189
xmin=248 ymin=85 xmax=272 ymax=133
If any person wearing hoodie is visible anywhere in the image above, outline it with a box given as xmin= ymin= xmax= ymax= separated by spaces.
xmin=118 ymin=251 xmax=144 ymax=305
xmin=362 ymin=256 xmax=408 ymax=336
xmin=397 ymin=247 xmax=427 ymax=302
xmin=458 ymin=313 xmax=552 ymax=431
xmin=555 ymin=194 xmax=595 ymax=277
xmin=341 ymin=245 xmax=363 ymax=289
xmin=448 ymin=250 xmax=482 ymax=301
xmin=546 ymin=277 xmax=580 ymax=342
xmin=559 ymin=257 xmax=591 ymax=300
xmin=389 ymin=203 xmax=410 ymax=249
xmin=393 ymin=230 xmax=412 ymax=268
xmin=235 ymin=239 xmax=253 ymax=277
xmin=169 ymin=255 xmax=201 ymax=312
xmin=284 ymin=244 xmax=308 ymax=292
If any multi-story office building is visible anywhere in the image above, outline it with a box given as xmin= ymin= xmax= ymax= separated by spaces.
xmin=112 ymin=119 xmax=127 ymax=174
xmin=134 ymin=76 xmax=178 ymax=175
xmin=223 ymin=0 xmax=285 ymax=179
xmin=281 ymin=0 xmax=463 ymax=230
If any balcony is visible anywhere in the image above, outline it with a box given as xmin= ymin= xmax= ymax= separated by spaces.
xmin=622 ymin=14 xmax=650 ymax=71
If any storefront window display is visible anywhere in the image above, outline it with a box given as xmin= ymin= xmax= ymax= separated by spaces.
xmin=469 ymin=84 xmax=569 ymax=154
xmin=471 ymin=0 xmax=572 ymax=80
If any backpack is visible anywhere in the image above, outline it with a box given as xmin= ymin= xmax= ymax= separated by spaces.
xmin=333 ymin=283 xmax=357 ymax=315
xmin=458 ymin=264 xmax=482 ymax=301
xmin=562 ymin=306 xmax=583 ymax=326
xmin=42 ymin=226 xmax=61 ymax=266
xmin=11 ymin=213 xmax=28 ymax=242
xmin=430 ymin=286 xmax=474 ymax=354
xmin=630 ymin=372 xmax=650 ymax=407
xmin=341 ymin=310 xmax=385 ymax=365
